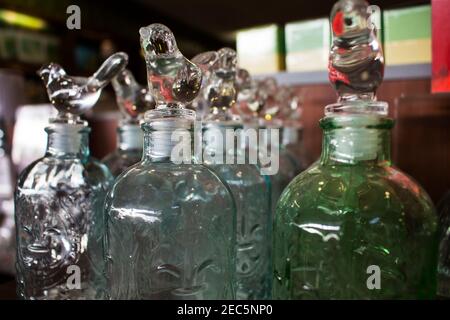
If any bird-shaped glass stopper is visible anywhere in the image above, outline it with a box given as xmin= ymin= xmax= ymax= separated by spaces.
xmin=234 ymin=68 xmax=261 ymax=123
xmin=276 ymin=86 xmax=303 ymax=126
xmin=329 ymin=0 xmax=384 ymax=103
xmin=257 ymin=77 xmax=281 ymax=125
xmin=111 ymin=69 xmax=156 ymax=124
xmin=193 ymin=48 xmax=238 ymax=122
xmin=139 ymin=23 xmax=203 ymax=109
xmin=38 ymin=52 xmax=129 ymax=124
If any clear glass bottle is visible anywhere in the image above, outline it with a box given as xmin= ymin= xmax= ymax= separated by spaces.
xmin=235 ymin=75 xmax=297 ymax=214
xmin=0 ymin=118 xmax=15 ymax=275
xmin=195 ymin=48 xmax=272 ymax=299
xmin=282 ymin=124 xmax=310 ymax=175
xmin=102 ymin=69 xmax=155 ymax=177
xmin=273 ymin=0 xmax=438 ymax=299
xmin=260 ymin=123 xmax=297 ymax=214
xmin=14 ymin=52 xmax=128 ymax=299
xmin=104 ymin=24 xmax=236 ymax=300
xmin=257 ymin=81 xmax=298 ymax=214
xmin=438 ymin=192 xmax=450 ymax=298
xmin=277 ymin=86 xmax=311 ymax=174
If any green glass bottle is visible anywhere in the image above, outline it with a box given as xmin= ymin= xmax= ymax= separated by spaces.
xmin=273 ymin=0 xmax=439 ymax=299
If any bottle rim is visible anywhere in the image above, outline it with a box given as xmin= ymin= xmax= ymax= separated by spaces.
xmin=325 ymin=100 xmax=388 ymax=116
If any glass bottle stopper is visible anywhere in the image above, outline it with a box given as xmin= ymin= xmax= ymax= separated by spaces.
xmin=327 ymin=0 xmax=386 ymax=115
xmin=139 ymin=23 xmax=203 ymax=110
xmin=38 ymin=52 xmax=129 ymax=124
xmin=195 ymin=48 xmax=239 ymax=122
xmin=111 ymin=69 xmax=156 ymax=124
xmin=139 ymin=23 xmax=202 ymax=158
xmin=257 ymin=77 xmax=281 ymax=125
xmin=234 ymin=68 xmax=261 ymax=123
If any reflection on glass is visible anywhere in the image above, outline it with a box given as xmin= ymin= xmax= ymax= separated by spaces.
xmin=273 ymin=0 xmax=438 ymax=299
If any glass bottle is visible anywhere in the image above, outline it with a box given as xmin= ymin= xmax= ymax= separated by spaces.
xmin=194 ymin=48 xmax=272 ymax=299
xmin=14 ymin=52 xmax=128 ymax=299
xmin=277 ymin=86 xmax=311 ymax=174
xmin=438 ymin=192 xmax=450 ymax=297
xmin=273 ymin=0 xmax=438 ymax=299
xmin=234 ymin=73 xmax=297 ymax=214
xmin=102 ymin=69 xmax=155 ymax=177
xmin=104 ymin=24 xmax=236 ymax=300
xmin=0 ymin=118 xmax=15 ymax=275
xmin=257 ymin=78 xmax=297 ymax=214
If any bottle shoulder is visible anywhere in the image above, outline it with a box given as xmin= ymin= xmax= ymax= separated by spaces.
xmin=17 ymin=155 xmax=112 ymax=191
xmin=205 ymin=163 xmax=267 ymax=187
xmin=102 ymin=149 xmax=142 ymax=165
xmin=278 ymin=162 xmax=436 ymax=221
xmin=102 ymin=149 xmax=142 ymax=177
xmin=106 ymin=162 xmax=236 ymax=218
xmin=109 ymin=162 xmax=234 ymax=196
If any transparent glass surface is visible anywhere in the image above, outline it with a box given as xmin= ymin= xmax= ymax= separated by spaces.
xmin=109 ymin=23 xmax=237 ymax=300
xmin=273 ymin=116 xmax=438 ymax=299
xmin=204 ymin=130 xmax=271 ymax=300
xmin=104 ymin=160 xmax=236 ymax=299
xmin=438 ymin=191 xmax=450 ymax=297
xmin=194 ymin=45 xmax=272 ymax=299
xmin=329 ymin=0 xmax=384 ymax=102
xmin=105 ymin=68 xmax=154 ymax=178
xmin=102 ymin=125 xmax=143 ymax=177
xmin=0 ymin=119 xmax=15 ymax=275
xmin=285 ymin=146 xmax=309 ymax=176
xmin=14 ymin=126 xmax=113 ymax=299
xmin=265 ymin=145 xmax=297 ymax=216
xmin=102 ymin=149 xmax=141 ymax=178
xmin=282 ymin=128 xmax=311 ymax=176
xmin=38 ymin=53 xmax=128 ymax=121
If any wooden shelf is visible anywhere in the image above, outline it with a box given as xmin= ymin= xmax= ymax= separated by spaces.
xmin=255 ymin=63 xmax=431 ymax=85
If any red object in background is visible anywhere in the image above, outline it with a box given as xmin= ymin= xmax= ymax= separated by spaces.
xmin=332 ymin=11 xmax=344 ymax=36
xmin=432 ymin=0 xmax=450 ymax=93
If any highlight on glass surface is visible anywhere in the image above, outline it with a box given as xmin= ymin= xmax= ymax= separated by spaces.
xmin=14 ymin=52 xmax=128 ymax=299
xmin=272 ymin=0 xmax=439 ymax=300
xmin=103 ymin=23 xmax=237 ymax=300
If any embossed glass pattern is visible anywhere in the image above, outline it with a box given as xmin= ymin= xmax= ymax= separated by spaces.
xmin=204 ymin=125 xmax=271 ymax=300
xmin=104 ymin=24 xmax=236 ymax=300
xmin=102 ymin=124 xmax=143 ymax=177
xmin=103 ymin=69 xmax=155 ymax=177
xmin=14 ymin=52 xmax=127 ymax=299
xmin=273 ymin=0 xmax=438 ymax=300
xmin=273 ymin=116 xmax=438 ymax=299
xmin=197 ymin=47 xmax=272 ymax=299
xmin=15 ymin=125 xmax=113 ymax=299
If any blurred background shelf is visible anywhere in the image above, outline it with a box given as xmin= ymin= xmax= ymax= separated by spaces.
xmin=255 ymin=63 xmax=432 ymax=85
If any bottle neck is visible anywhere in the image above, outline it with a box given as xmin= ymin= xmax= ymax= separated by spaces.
xmin=117 ymin=123 xmax=143 ymax=151
xmin=319 ymin=115 xmax=393 ymax=166
xmin=45 ymin=123 xmax=90 ymax=159
xmin=142 ymin=108 xmax=197 ymax=163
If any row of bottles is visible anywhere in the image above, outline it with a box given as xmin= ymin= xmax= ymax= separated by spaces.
xmin=10 ymin=0 xmax=449 ymax=299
